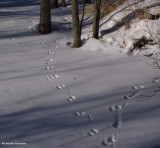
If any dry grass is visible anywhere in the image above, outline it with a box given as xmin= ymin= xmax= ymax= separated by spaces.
xmin=84 ymin=0 xmax=160 ymax=31
xmin=101 ymin=0 xmax=127 ymax=19
xmin=84 ymin=4 xmax=94 ymax=15
xmin=123 ymin=6 xmax=160 ymax=30
xmin=124 ymin=19 xmax=131 ymax=30
xmin=84 ymin=0 xmax=127 ymax=18
xmin=135 ymin=8 xmax=148 ymax=20
xmin=124 ymin=2 xmax=160 ymax=29
xmin=158 ymin=39 xmax=160 ymax=48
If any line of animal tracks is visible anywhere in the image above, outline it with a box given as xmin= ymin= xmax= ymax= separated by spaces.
xmin=40 ymin=29 xmax=149 ymax=147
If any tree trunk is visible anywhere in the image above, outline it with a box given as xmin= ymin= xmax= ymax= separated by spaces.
xmin=82 ymin=0 xmax=90 ymax=5
xmin=51 ymin=0 xmax=58 ymax=9
xmin=79 ymin=0 xmax=86 ymax=36
xmin=61 ymin=0 xmax=66 ymax=7
xmin=92 ymin=0 xmax=101 ymax=39
xmin=39 ymin=0 xmax=52 ymax=34
xmin=71 ymin=0 xmax=82 ymax=48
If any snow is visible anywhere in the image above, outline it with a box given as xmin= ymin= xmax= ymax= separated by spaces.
xmin=0 ymin=0 xmax=160 ymax=148
xmin=82 ymin=0 xmax=160 ymax=55
xmin=81 ymin=38 xmax=123 ymax=54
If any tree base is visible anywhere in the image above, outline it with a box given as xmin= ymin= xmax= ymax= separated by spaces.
xmin=39 ymin=24 xmax=52 ymax=34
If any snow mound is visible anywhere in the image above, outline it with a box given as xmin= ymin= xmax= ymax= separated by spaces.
xmin=31 ymin=23 xmax=39 ymax=33
xmin=81 ymin=38 xmax=104 ymax=52
xmin=81 ymin=38 xmax=123 ymax=54
xmin=81 ymin=37 xmax=132 ymax=54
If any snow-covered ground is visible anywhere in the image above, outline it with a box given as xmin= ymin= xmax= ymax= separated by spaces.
xmin=82 ymin=0 xmax=160 ymax=55
xmin=0 ymin=0 xmax=160 ymax=148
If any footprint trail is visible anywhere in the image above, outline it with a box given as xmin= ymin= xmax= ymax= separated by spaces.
xmin=102 ymin=135 xmax=117 ymax=146
xmin=112 ymin=111 xmax=121 ymax=128
xmin=88 ymin=128 xmax=99 ymax=136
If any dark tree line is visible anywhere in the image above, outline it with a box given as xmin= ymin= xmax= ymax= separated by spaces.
xmin=39 ymin=0 xmax=102 ymax=48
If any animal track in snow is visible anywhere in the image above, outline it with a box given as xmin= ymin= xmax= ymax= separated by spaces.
xmin=66 ymin=41 xmax=73 ymax=47
xmin=64 ymin=16 xmax=72 ymax=21
xmin=74 ymin=111 xmax=93 ymax=122
xmin=48 ymin=51 xmax=54 ymax=55
xmin=74 ymin=111 xmax=87 ymax=117
xmin=64 ymin=18 xmax=68 ymax=21
xmin=51 ymin=46 xmax=58 ymax=49
xmin=132 ymin=85 xmax=144 ymax=90
xmin=45 ymin=58 xmax=53 ymax=62
xmin=112 ymin=111 xmax=121 ymax=128
xmin=123 ymin=95 xmax=132 ymax=100
xmin=88 ymin=128 xmax=99 ymax=136
xmin=123 ymin=90 xmax=142 ymax=100
xmin=18 ymin=42 xmax=25 ymax=45
xmin=123 ymin=85 xmax=144 ymax=100
xmin=56 ymin=85 xmax=66 ymax=90
xmin=45 ymin=66 xmax=54 ymax=70
xmin=109 ymin=103 xmax=127 ymax=111
xmin=102 ymin=135 xmax=117 ymax=146
xmin=153 ymin=78 xmax=160 ymax=83
xmin=40 ymin=41 xmax=44 ymax=44
xmin=67 ymin=95 xmax=76 ymax=102
xmin=46 ymin=74 xmax=59 ymax=81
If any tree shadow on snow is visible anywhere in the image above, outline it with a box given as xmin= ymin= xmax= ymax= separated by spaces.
xmin=0 ymin=82 xmax=159 ymax=147
xmin=0 ymin=90 xmax=120 ymax=147
xmin=0 ymin=0 xmax=40 ymax=8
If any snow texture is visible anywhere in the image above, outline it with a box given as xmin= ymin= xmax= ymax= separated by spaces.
xmin=0 ymin=0 xmax=160 ymax=148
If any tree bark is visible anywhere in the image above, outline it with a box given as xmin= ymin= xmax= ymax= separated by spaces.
xmin=92 ymin=0 xmax=101 ymax=39
xmin=51 ymin=0 xmax=58 ymax=9
xmin=79 ymin=0 xmax=86 ymax=36
xmin=71 ymin=0 xmax=82 ymax=48
xmin=82 ymin=0 xmax=90 ymax=5
xmin=39 ymin=0 xmax=52 ymax=34
xmin=61 ymin=0 xmax=66 ymax=7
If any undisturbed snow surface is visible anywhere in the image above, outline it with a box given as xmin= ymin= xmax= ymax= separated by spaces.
xmin=0 ymin=0 xmax=160 ymax=148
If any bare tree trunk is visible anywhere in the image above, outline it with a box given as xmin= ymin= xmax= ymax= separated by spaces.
xmin=92 ymin=0 xmax=101 ymax=39
xmin=80 ymin=0 xmax=86 ymax=36
xmin=71 ymin=0 xmax=82 ymax=48
xmin=39 ymin=0 xmax=52 ymax=34
xmin=51 ymin=0 xmax=58 ymax=9
xmin=61 ymin=0 xmax=66 ymax=7
xmin=82 ymin=0 xmax=90 ymax=5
